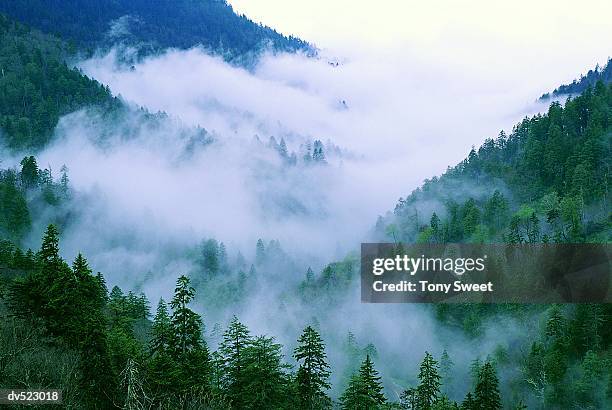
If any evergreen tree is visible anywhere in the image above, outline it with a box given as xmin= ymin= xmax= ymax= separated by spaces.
xmin=168 ymin=275 xmax=211 ymax=391
xmin=474 ymin=361 xmax=502 ymax=410
xmin=439 ymin=349 xmax=454 ymax=393
xmin=242 ymin=335 xmax=291 ymax=408
xmin=430 ymin=212 xmax=441 ymax=242
xmin=417 ymin=351 xmax=441 ymax=409
xmin=278 ymin=137 xmax=289 ymax=158
xmin=20 ymin=156 xmax=40 ymax=189
xmin=201 ymin=239 xmax=219 ymax=276
xmin=460 ymin=392 xmax=476 ymax=410
xmin=294 ymin=325 xmax=332 ymax=409
xmin=312 ymin=140 xmax=326 ymax=163
xmin=219 ymin=316 xmax=253 ymax=407
xmin=255 ymin=239 xmax=266 ymax=266
xmin=340 ymin=354 xmax=386 ymax=409
xmin=400 ymin=387 xmax=418 ymax=409
xmin=150 ymin=299 xmax=172 ymax=354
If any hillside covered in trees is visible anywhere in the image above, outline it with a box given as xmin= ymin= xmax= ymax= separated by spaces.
xmin=383 ymin=81 xmax=611 ymax=246
xmin=1 ymin=225 xmax=512 ymax=409
xmin=541 ymin=58 xmax=611 ymax=99
xmin=0 ymin=14 xmax=121 ymax=150
xmin=0 ymin=0 xmax=312 ymax=60
xmin=0 ymin=1 xmax=609 ymax=408
xmin=0 ymin=80 xmax=609 ymax=408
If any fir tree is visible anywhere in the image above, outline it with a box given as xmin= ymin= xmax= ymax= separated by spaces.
xmin=219 ymin=316 xmax=253 ymax=407
xmin=416 ymin=351 xmax=441 ymax=409
xmin=243 ymin=336 xmax=291 ymax=408
xmin=255 ymin=239 xmax=266 ymax=266
xmin=169 ymin=275 xmax=211 ymax=392
xmin=439 ymin=349 xmax=454 ymax=393
xmin=294 ymin=325 xmax=332 ymax=409
xmin=460 ymin=392 xmax=476 ymax=410
xmin=474 ymin=361 xmax=502 ymax=409
xmin=340 ymin=354 xmax=386 ymax=409
xmin=150 ymin=298 xmax=172 ymax=354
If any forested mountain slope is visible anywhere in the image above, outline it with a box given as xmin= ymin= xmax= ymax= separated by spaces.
xmin=380 ymin=81 xmax=611 ymax=246
xmin=0 ymin=0 xmax=312 ymax=59
xmin=541 ymin=58 xmax=611 ymax=99
xmin=0 ymin=80 xmax=610 ymax=409
xmin=0 ymin=14 xmax=121 ymax=150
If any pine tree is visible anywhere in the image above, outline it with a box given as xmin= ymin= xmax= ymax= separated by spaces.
xmin=242 ymin=336 xmax=291 ymax=408
xmin=469 ymin=358 xmax=482 ymax=389
xmin=474 ymin=361 xmax=502 ymax=409
xmin=313 ymin=140 xmax=326 ymax=163
xmin=294 ymin=325 xmax=332 ymax=409
xmin=417 ymin=351 xmax=441 ymax=409
xmin=170 ymin=275 xmax=201 ymax=355
xmin=430 ymin=212 xmax=441 ymax=242
xmin=306 ymin=267 xmax=315 ymax=282
xmin=341 ymin=374 xmax=365 ymax=409
xmin=460 ymin=392 xmax=476 ymax=410
xmin=255 ymin=239 xmax=266 ymax=266
xmin=147 ymin=298 xmax=179 ymax=401
xmin=219 ymin=316 xmax=253 ymax=406
xmin=20 ymin=155 xmax=40 ymax=189
xmin=169 ymin=275 xmax=211 ymax=392
xmin=72 ymin=253 xmax=91 ymax=279
xmin=59 ymin=164 xmax=69 ymax=195
xmin=279 ymin=137 xmax=289 ymax=158
xmin=202 ymin=239 xmax=219 ymax=276
xmin=400 ymin=387 xmax=418 ymax=409
xmin=40 ymin=224 xmax=60 ymax=265
xmin=545 ymin=305 xmax=566 ymax=349
xmin=340 ymin=355 xmax=386 ymax=409
xmin=150 ymin=299 xmax=172 ymax=354
xmin=439 ymin=349 xmax=454 ymax=393
xmin=527 ymin=212 xmax=540 ymax=243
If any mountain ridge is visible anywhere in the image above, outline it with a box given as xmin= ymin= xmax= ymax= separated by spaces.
xmin=0 ymin=0 xmax=314 ymax=62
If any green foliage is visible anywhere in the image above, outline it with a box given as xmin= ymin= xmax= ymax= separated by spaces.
xmin=0 ymin=0 xmax=312 ymax=61
xmin=0 ymin=14 xmax=120 ymax=149
xmin=242 ymin=335 xmax=293 ymax=408
xmin=340 ymin=355 xmax=386 ymax=409
xmin=542 ymin=58 xmax=612 ymax=99
xmin=219 ymin=316 xmax=253 ymax=407
xmin=416 ymin=352 xmax=441 ymax=409
xmin=474 ymin=362 xmax=502 ymax=410
xmin=294 ymin=325 xmax=332 ymax=409
xmin=390 ymin=82 xmax=612 ymax=246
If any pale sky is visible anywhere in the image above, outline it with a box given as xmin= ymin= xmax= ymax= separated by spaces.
xmin=230 ymin=0 xmax=612 ymax=88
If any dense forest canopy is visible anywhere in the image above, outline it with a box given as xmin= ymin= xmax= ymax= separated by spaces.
xmin=384 ymin=81 xmax=611 ymax=246
xmin=0 ymin=0 xmax=313 ymax=60
xmin=0 ymin=14 xmax=121 ymax=150
xmin=0 ymin=80 xmax=609 ymax=408
xmin=541 ymin=58 xmax=611 ymax=99
xmin=0 ymin=1 xmax=609 ymax=408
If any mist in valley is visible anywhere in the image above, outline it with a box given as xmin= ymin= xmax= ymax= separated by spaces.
xmin=7 ymin=18 xmax=608 ymax=401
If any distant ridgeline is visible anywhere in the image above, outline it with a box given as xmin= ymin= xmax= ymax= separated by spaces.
xmin=541 ymin=58 xmax=612 ymax=99
xmin=0 ymin=0 xmax=313 ymax=60
xmin=378 ymin=80 xmax=611 ymax=246
xmin=0 ymin=14 xmax=122 ymax=150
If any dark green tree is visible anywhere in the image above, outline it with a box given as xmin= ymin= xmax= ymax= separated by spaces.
xmin=169 ymin=275 xmax=211 ymax=392
xmin=417 ymin=351 xmax=441 ymax=409
xmin=474 ymin=361 xmax=502 ymax=410
xmin=294 ymin=325 xmax=332 ymax=409
xmin=340 ymin=354 xmax=386 ymax=409
xmin=219 ymin=316 xmax=253 ymax=407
